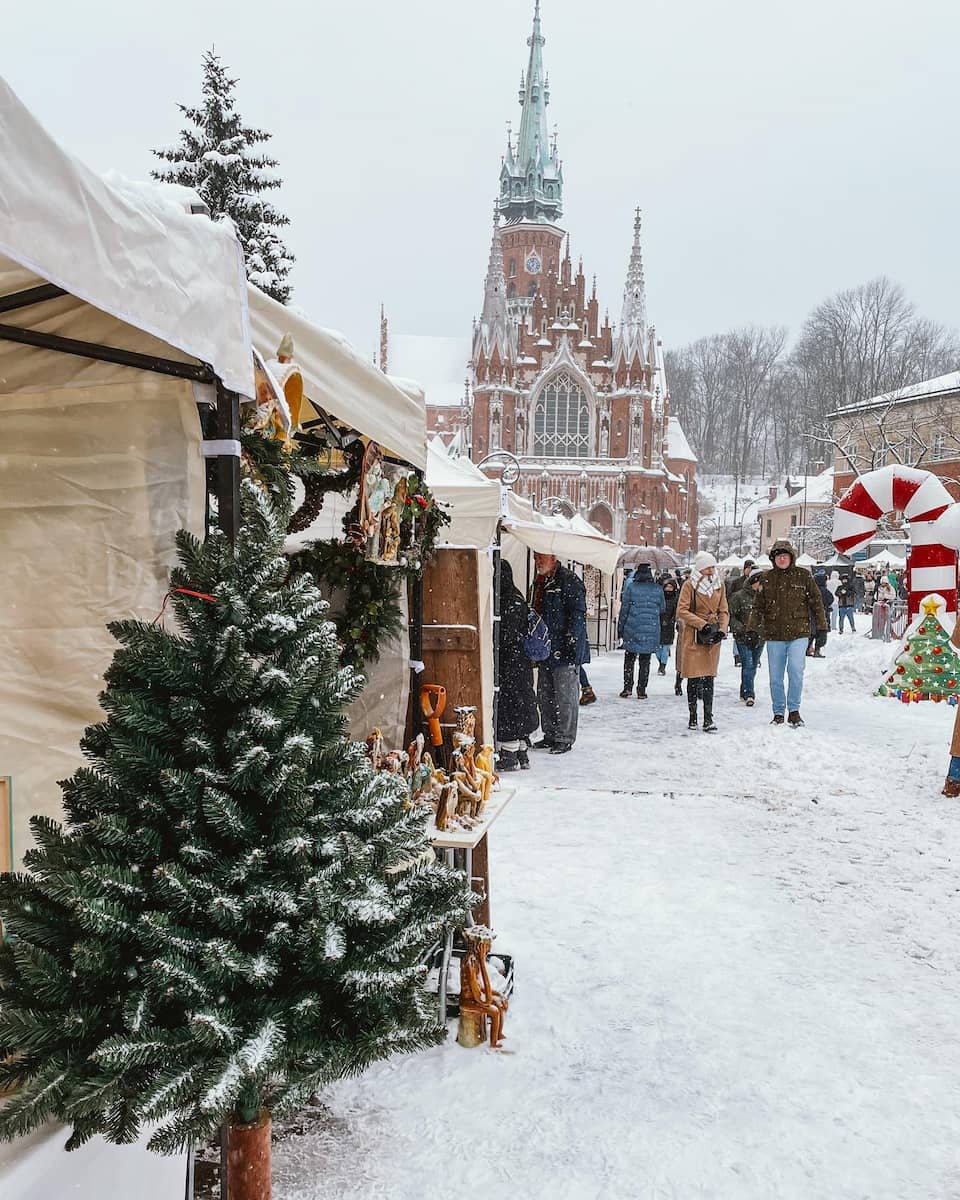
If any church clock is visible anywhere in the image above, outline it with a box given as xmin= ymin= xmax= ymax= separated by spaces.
xmin=525 ymin=252 xmax=542 ymax=274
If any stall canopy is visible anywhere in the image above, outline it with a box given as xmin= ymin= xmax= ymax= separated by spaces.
xmin=0 ymin=75 xmax=252 ymax=397
xmin=425 ymin=438 xmax=501 ymax=547
xmin=859 ymin=549 xmax=907 ymax=568
xmin=501 ymin=511 xmax=622 ymax=575
xmin=248 ymin=288 xmax=427 ymax=470
xmin=795 ymin=552 xmax=818 ymax=568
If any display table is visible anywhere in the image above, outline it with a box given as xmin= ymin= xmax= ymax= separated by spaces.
xmin=431 ymin=786 xmax=514 ymax=1022
xmin=0 ymin=1116 xmax=187 ymax=1199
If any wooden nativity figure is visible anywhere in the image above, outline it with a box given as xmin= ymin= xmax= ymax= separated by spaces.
xmin=457 ymin=925 xmax=508 ymax=1049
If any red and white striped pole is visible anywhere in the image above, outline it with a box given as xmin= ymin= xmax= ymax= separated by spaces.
xmin=832 ymin=465 xmax=957 ymax=620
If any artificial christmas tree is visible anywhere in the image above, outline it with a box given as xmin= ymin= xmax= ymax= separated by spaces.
xmin=877 ymin=593 xmax=960 ymax=703
xmin=0 ymin=479 xmax=473 ymax=1184
xmin=153 ymin=49 xmax=295 ymax=303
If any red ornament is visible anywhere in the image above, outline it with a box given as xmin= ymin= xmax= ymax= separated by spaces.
xmin=914 ymin=655 xmax=923 ymax=664
xmin=918 ymin=627 xmax=927 ymax=635
xmin=933 ymin=646 xmax=943 ymax=655
xmin=887 ymin=675 xmax=895 ymax=683
xmin=950 ymin=680 xmax=958 ymax=689
xmin=935 ymin=666 xmax=944 ymax=674
xmin=896 ymin=665 xmax=906 ymax=674
xmin=914 ymin=677 xmax=924 ymax=686
xmin=904 ymin=643 xmax=910 ymax=652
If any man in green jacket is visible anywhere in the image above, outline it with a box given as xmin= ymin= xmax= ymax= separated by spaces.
xmin=748 ymin=539 xmax=827 ymax=726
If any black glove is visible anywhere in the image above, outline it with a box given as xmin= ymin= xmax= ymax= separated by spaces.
xmin=742 ymin=630 xmax=760 ymax=650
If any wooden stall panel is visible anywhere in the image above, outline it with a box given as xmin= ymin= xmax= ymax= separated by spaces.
xmin=418 ymin=548 xmax=485 ymax=743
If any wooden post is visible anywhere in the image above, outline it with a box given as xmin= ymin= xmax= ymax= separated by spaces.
xmin=225 ymin=1110 xmax=271 ymax=1200
xmin=0 ymin=778 xmax=11 ymax=875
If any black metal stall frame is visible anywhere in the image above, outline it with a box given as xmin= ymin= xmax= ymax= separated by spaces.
xmin=0 ymin=283 xmax=242 ymax=542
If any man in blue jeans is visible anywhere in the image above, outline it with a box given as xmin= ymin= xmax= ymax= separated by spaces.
xmin=835 ymin=574 xmax=857 ymax=633
xmin=748 ymin=539 xmax=827 ymax=727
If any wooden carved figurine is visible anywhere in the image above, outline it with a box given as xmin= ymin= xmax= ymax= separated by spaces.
xmin=473 ymin=744 xmax=499 ymax=813
xmin=365 ymin=728 xmax=384 ymax=770
xmin=457 ymin=925 xmax=508 ymax=1049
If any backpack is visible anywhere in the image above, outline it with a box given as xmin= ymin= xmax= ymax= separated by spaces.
xmin=523 ymin=610 xmax=552 ymax=662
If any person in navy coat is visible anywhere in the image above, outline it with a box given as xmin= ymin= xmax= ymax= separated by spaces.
xmin=617 ymin=562 xmax=666 ymax=698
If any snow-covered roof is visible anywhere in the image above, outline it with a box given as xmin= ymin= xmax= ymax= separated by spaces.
xmin=0 ymin=76 xmax=252 ymax=397
xmin=829 ymin=371 xmax=960 ymax=418
xmin=388 ymin=334 xmax=471 ymax=408
xmin=758 ymin=468 xmax=834 ymax=514
xmin=666 ymin=416 xmax=697 ymax=463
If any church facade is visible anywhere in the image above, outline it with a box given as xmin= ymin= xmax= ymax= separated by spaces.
xmin=417 ymin=3 xmax=698 ymax=550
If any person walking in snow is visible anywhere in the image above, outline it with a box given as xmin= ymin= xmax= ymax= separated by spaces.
xmin=529 ymin=552 xmax=589 ymax=755
xmin=835 ymin=574 xmax=857 ymax=633
xmin=677 ymin=551 xmax=729 ymax=732
xmin=617 ymin=562 xmax=666 ymax=699
xmin=748 ymin=539 xmax=827 ymax=727
xmin=494 ymin=560 xmax=540 ymax=772
xmin=729 ymin=570 xmax=764 ymax=706
xmin=656 ymin=574 xmax=680 ymax=678
xmin=808 ymin=570 xmax=832 ymax=658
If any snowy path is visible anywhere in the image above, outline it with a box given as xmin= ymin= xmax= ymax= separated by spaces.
xmin=279 ymin=636 xmax=960 ymax=1200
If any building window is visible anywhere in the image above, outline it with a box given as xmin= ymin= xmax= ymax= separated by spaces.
xmin=933 ymin=431 xmax=945 ymax=460
xmin=507 ymin=282 xmax=516 ymax=298
xmin=790 ymin=514 xmax=797 ymax=526
xmin=766 ymin=519 xmax=772 ymax=538
xmin=532 ymin=371 xmax=590 ymax=458
xmin=508 ymin=258 xmax=516 ymax=277
xmin=528 ymin=282 xmax=538 ymax=297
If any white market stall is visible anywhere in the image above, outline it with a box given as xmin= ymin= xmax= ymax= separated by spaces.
xmin=0 ymin=71 xmax=260 ymax=1196
xmin=0 ymin=75 xmax=257 ymax=877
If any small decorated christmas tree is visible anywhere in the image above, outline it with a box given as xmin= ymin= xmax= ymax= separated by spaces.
xmin=0 ymin=480 xmax=473 ymax=1156
xmin=877 ymin=593 xmax=960 ymax=703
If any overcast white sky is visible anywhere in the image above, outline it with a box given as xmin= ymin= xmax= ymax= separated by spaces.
xmin=5 ymin=0 xmax=958 ymax=360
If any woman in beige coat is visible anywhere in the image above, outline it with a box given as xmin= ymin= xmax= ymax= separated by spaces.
xmin=677 ymin=551 xmax=730 ymax=733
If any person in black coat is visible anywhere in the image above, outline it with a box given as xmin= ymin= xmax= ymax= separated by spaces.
xmin=809 ymin=570 xmax=833 ymax=657
xmin=656 ymin=574 xmax=680 ymax=678
xmin=496 ymin=560 xmax=540 ymax=771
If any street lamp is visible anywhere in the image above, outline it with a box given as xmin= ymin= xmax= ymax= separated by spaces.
xmin=700 ymin=517 xmax=721 ymax=556
xmin=737 ymin=496 xmax=763 ymax=555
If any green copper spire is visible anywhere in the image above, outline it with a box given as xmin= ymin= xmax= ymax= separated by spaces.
xmin=498 ymin=1 xmax=563 ymax=224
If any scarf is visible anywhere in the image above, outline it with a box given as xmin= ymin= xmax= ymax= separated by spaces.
xmin=690 ymin=567 xmax=721 ymax=598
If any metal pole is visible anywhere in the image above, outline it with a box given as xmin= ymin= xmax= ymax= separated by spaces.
xmin=215 ymin=381 xmax=241 ymax=543
xmin=492 ymin=519 xmax=502 ymax=742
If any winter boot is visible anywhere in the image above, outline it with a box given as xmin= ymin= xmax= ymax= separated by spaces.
xmin=619 ymin=688 xmax=632 ymax=699
xmin=517 ymin=747 xmax=530 ymax=770
xmin=497 ymin=749 xmax=520 ymax=772
xmin=688 ymin=702 xmax=698 ymax=730
xmin=674 ymin=676 xmax=683 ymax=696
xmin=942 ymin=777 xmax=960 ymax=797
xmin=657 ymin=663 xmax=667 ymax=676
xmin=637 ymin=689 xmax=648 ymax=700
xmin=788 ymin=710 xmax=805 ymax=727
xmin=702 ymin=708 xmax=717 ymax=733
xmin=579 ymin=685 xmax=597 ymax=706
xmin=771 ymin=714 xmax=785 ymax=725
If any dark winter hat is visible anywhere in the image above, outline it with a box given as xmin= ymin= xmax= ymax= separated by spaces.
xmin=743 ymin=559 xmax=755 ymax=569
xmin=633 ymin=563 xmax=654 ymax=582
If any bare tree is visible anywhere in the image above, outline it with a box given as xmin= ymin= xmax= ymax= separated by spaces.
xmin=723 ymin=325 xmax=788 ymax=479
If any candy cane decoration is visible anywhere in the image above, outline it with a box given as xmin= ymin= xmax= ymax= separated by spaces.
xmin=832 ymin=464 xmax=957 ymax=619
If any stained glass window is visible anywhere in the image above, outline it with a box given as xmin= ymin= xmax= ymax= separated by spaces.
xmin=532 ymin=372 xmax=590 ymax=458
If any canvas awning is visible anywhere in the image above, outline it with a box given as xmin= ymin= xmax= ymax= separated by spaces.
xmin=0 ymin=75 xmax=252 ymax=397
xmin=503 ymin=514 xmax=622 ymax=575
xmin=425 ymin=438 xmax=501 ymax=547
xmin=248 ymin=287 xmax=426 ymax=469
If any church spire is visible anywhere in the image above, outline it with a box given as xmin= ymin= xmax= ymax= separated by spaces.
xmin=620 ymin=207 xmax=647 ymax=349
xmin=498 ymin=2 xmax=563 ymax=224
xmin=481 ymin=205 xmax=508 ymax=326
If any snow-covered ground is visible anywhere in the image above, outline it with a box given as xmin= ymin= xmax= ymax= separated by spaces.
xmin=277 ymin=633 xmax=960 ymax=1200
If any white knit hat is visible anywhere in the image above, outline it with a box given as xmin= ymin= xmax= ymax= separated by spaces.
xmin=693 ymin=551 xmax=717 ymax=571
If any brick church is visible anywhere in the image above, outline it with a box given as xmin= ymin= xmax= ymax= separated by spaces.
xmin=386 ymin=2 xmax=698 ymax=551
